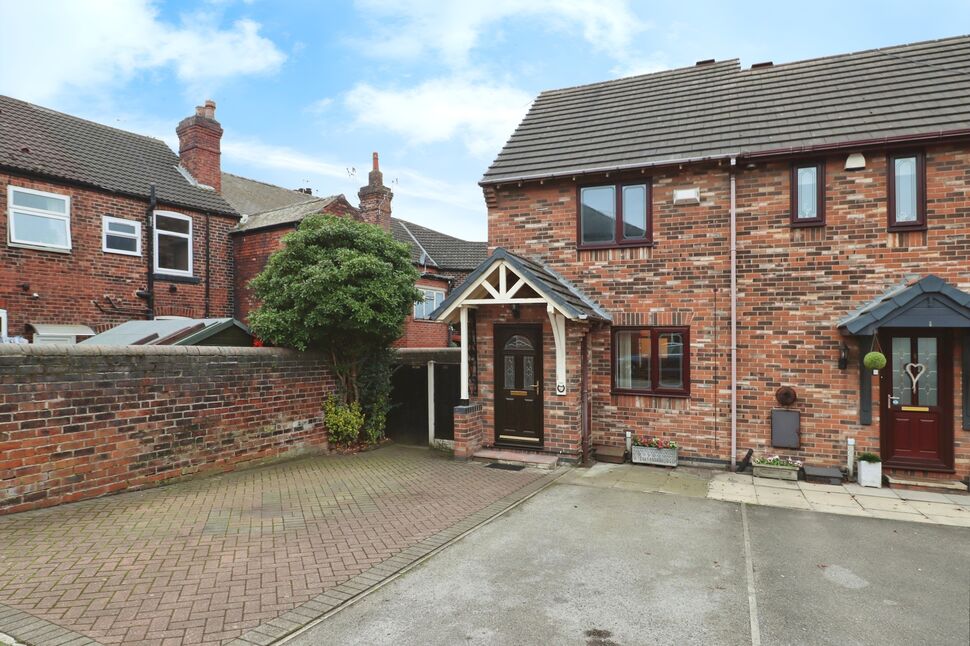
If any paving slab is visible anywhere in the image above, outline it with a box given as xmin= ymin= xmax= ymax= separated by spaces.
xmin=0 ymin=446 xmax=554 ymax=646
xmin=895 ymin=489 xmax=958 ymax=503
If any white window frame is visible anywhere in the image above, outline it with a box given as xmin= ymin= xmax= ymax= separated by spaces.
xmin=7 ymin=185 xmax=72 ymax=252
xmin=414 ymin=287 xmax=446 ymax=319
xmin=0 ymin=309 xmax=7 ymax=338
xmin=102 ymin=216 xmax=142 ymax=256
xmin=152 ymin=210 xmax=193 ymax=277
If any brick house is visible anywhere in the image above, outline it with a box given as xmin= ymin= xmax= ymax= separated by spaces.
xmin=224 ymin=155 xmax=486 ymax=348
xmin=434 ymin=36 xmax=970 ymax=486
xmin=0 ymin=96 xmax=238 ymax=341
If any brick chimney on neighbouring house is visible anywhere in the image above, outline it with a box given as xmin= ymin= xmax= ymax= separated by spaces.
xmin=176 ymin=99 xmax=223 ymax=192
xmin=357 ymin=152 xmax=392 ymax=231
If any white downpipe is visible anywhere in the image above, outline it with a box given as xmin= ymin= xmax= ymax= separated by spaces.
xmin=847 ymin=438 xmax=856 ymax=479
xmin=427 ymin=360 xmax=436 ymax=445
xmin=730 ymin=159 xmax=738 ymax=472
xmin=459 ymin=307 xmax=469 ymax=401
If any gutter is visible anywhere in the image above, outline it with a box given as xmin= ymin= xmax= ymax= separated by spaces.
xmin=479 ymin=127 xmax=970 ymax=187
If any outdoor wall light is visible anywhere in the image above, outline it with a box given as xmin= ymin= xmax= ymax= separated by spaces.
xmin=838 ymin=343 xmax=849 ymax=370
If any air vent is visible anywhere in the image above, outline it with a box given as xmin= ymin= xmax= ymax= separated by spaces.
xmin=751 ymin=61 xmax=773 ymax=69
xmin=695 ymin=59 xmax=716 ymax=66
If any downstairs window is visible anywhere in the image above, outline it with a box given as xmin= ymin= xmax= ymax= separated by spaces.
xmin=612 ymin=327 xmax=690 ymax=396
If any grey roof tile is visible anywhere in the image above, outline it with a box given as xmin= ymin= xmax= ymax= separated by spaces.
xmin=220 ymin=172 xmax=317 ymax=215
xmin=483 ymin=36 xmax=970 ymax=184
xmin=0 ymin=95 xmax=237 ymax=215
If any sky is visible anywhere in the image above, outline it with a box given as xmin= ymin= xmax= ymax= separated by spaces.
xmin=1 ymin=1 xmax=968 ymax=240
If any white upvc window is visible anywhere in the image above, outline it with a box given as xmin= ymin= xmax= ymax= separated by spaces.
xmin=102 ymin=216 xmax=142 ymax=256
xmin=153 ymin=210 xmax=193 ymax=276
xmin=7 ymin=185 xmax=72 ymax=251
xmin=0 ymin=309 xmax=7 ymax=338
xmin=414 ymin=287 xmax=446 ymax=319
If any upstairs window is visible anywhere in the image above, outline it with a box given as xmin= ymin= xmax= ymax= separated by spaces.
xmin=414 ymin=287 xmax=445 ymax=319
xmin=888 ymin=152 xmax=925 ymax=230
xmin=579 ymin=182 xmax=651 ymax=247
xmin=790 ymin=162 xmax=824 ymax=226
xmin=612 ymin=327 xmax=690 ymax=396
xmin=102 ymin=216 xmax=142 ymax=256
xmin=7 ymin=186 xmax=71 ymax=251
xmin=153 ymin=211 xmax=193 ymax=276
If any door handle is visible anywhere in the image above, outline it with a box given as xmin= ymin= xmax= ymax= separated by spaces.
xmin=530 ymin=382 xmax=540 ymax=391
xmin=888 ymin=394 xmax=900 ymax=407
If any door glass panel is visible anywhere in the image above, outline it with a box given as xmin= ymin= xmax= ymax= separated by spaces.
xmin=523 ymin=356 xmax=535 ymax=390
xmin=891 ymin=337 xmax=912 ymax=406
xmin=504 ymin=355 xmax=516 ymax=389
xmin=659 ymin=332 xmax=684 ymax=388
xmin=504 ymin=335 xmax=534 ymax=351
xmin=916 ymin=337 xmax=938 ymax=407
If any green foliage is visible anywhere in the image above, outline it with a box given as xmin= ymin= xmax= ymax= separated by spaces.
xmin=858 ymin=451 xmax=882 ymax=463
xmin=248 ymin=215 xmax=421 ymax=443
xmin=863 ymin=351 xmax=887 ymax=371
xmin=323 ymin=396 xmax=364 ymax=446
xmin=358 ymin=347 xmax=395 ymax=444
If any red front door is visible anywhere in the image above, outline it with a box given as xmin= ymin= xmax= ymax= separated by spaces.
xmin=879 ymin=330 xmax=953 ymax=470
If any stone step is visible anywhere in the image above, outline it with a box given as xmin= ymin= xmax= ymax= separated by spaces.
xmin=592 ymin=444 xmax=626 ymax=464
xmin=472 ymin=449 xmax=559 ymax=470
xmin=885 ymin=474 xmax=968 ymax=494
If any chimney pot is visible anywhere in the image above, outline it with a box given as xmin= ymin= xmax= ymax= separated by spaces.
xmin=372 ymin=152 xmax=379 ymax=171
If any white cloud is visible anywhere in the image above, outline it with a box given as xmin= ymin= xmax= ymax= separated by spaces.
xmin=353 ymin=0 xmax=649 ymax=68
xmin=0 ymin=0 xmax=285 ymax=103
xmin=221 ymin=139 xmax=488 ymax=239
xmin=344 ymin=77 xmax=533 ymax=158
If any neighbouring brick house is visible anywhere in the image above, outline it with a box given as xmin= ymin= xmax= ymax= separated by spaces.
xmin=0 ymin=96 xmax=239 ymax=341
xmin=224 ymin=155 xmax=486 ymax=348
xmin=435 ymin=36 xmax=970 ymax=487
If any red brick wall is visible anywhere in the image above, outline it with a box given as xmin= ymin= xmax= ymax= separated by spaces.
xmin=232 ymin=225 xmax=294 ymax=323
xmin=483 ymin=143 xmax=970 ymax=479
xmin=0 ymin=344 xmax=334 ymax=514
xmin=0 ymin=172 xmax=235 ymax=336
xmin=453 ymin=403 xmax=484 ymax=459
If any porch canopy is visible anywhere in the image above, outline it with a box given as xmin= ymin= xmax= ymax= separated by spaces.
xmin=838 ymin=275 xmax=970 ymax=336
xmin=431 ymin=247 xmax=609 ymax=399
xmin=838 ymin=275 xmax=970 ymax=429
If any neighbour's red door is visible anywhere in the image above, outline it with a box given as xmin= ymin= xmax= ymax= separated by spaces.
xmin=879 ymin=330 xmax=953 ymax=470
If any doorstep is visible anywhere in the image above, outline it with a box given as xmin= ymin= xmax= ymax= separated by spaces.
xmin=472 ymin=449 xmax=559 ymax=470
xmin=885 ymin=474 xmax=968 ymax=494
xmin=592 ymin=444 xmax=626 ymax=464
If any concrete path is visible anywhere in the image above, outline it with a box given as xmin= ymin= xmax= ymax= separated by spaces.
xmin=0 ymin=446 xmax=560 ymax=646
xmin=709 ymin=472 xmax=970 ymax=527
xmin=287 ymin=470 xmax=970 ymax=646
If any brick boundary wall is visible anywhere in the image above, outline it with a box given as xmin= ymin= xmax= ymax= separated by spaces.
xmin=453 ymin=403 xmax=483 ymax=459
xmin=0 ymin=345 xmax=334 ymax=514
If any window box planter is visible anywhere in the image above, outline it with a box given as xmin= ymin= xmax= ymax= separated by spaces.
xmin=753 ymin=463 xmax=800 ymax=481
xmin=857 ymin=455 xmax=883 ymax=488
xmin=631 ymin=445 xmax=678 ymax=467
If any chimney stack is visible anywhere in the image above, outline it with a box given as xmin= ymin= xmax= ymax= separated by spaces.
xmin=176 ymin=99 xmax=223 ymax=192
xmin=357 ymin=152 xmax=392 ymax=232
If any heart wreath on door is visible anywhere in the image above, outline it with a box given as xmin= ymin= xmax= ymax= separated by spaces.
xmin=904 ymin=362 xmax=926 ymax=394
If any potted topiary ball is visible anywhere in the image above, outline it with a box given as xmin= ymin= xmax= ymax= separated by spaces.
xmin=863 ymin=351 xmax=887 ymax=375
xmin=857 ymin=452 xmax=882 ymax=488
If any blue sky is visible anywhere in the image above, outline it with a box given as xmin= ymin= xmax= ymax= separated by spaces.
xmin=2 ymin=1 xmax=968 ymax=239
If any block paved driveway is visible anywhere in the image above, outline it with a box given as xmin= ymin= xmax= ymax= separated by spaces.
xmin=0 ymin=446 xmax=552 ymax=646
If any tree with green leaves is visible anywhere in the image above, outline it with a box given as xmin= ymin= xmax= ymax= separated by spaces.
xmin=248 ymin=214 xmax=421 ymax=440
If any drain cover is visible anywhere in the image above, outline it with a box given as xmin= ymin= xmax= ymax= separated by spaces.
xmin=486 ymin=463 xmax=525 ymax=471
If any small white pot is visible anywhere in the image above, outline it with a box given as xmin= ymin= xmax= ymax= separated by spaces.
xmin=857 ymin=460 xmax=882 ymax=488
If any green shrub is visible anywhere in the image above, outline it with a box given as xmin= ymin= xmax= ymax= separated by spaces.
xmin=863 ymin=351 xmax=887 ymax=371
xmin=858 ymin=451 xmax=881 ymax=463
xmin=324 ymin=396 xmax=364 ymax=445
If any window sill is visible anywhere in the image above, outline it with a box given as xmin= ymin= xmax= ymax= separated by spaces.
xmin=612 ymin=389 xmax=690 ymax=399
xmin=153 ymin=273 xmax=200 ymax=284
xmin=8 ymin=241 xmax=71 ymax=254
xmin=789 ymin=220 xmax=825 ymax=229
xmin=888 ymin=224 xmax=927 ymax=233
xmin=578 ymin=242 xmax=654 ymax=251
